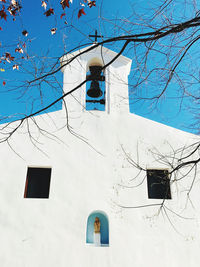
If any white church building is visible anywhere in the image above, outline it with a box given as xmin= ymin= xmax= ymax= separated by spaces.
xmin=0 ymin=45 xmax=200 ymax=267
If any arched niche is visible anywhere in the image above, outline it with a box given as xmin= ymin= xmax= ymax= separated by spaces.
xmin=86 ymin=57 xmax=104 ymax=72
xmin=86 ymin=57 xmax=106 ymax=111
xmin=86 ymin=210 xmax=109 ymax=246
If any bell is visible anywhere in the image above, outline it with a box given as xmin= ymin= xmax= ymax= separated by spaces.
xmin=89 ymin=66 xmax=102 ymax=79
xmin=87 ymin=80 xmax=103 ymax=98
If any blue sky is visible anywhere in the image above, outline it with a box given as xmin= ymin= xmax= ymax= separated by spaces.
xmin=0 ymin=0 xmax=199 ymax=133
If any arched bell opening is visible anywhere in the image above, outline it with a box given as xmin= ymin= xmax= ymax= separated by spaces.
xmin=86 ymin=210 xmax=109 ymax=246
xmin=86 ymin=58 xmax=106 ymax=111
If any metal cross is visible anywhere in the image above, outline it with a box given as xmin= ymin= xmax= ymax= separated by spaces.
xmin=89 ymin=30 xmax=103 ymax=43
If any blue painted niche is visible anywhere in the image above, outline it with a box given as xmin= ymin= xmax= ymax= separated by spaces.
xmin=86 ymin=211 xmax=109 ymax=246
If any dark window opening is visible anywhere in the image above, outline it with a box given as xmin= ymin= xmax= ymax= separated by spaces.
xmin=24 ymin=167 xmax=51 ymax=198
xmin=147 ymin=169 xmax=171 ymax=199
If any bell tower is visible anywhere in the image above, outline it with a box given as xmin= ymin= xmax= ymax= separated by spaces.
xmin=60 ymin=45 xmax=132 ymax=115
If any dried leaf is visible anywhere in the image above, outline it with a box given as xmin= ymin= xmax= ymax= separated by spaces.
xmin=60 ymin=0 xmax=70 ymax=9
xmin=88 ymin=0 xmax=96 ymax=8
xmin=78 ymin=8 xmax=86 ymax=18
xmin=5 ymin=52 xmax=14 ymax=61
xmin=11 ymin=0 xmax=17 ymax=5
xmin=0 ymin=8 xmax=7 ymax=20
xmin=7 ymin=1 xmax=22 ymax=16
xmin=44 ymin=8 xmax=54 ymax=16
xmin=51 ymin=27 xmax=57 ymax=35
xmin=13 ymin=64 xmax=19 ymax=70
xmin=15 ymin=47 xmax=23 ymax=53
xmin=22 ymin=30 xmax=28 ymax=36
xmin=11 ymin=1 xmax=21 ymax=8
xmin=41 ymin=1 xmax=47 ymax=10
xmin=60 ymin=12 xmax=65 ymax=19
xmin=7 ymin=6 xmax=15 ymax=16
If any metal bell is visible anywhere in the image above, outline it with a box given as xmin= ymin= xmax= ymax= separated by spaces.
xmin=89 ymin=66 xmax=102 ymax=79
xmin=87 ymin=81 xmax=103 ymax=98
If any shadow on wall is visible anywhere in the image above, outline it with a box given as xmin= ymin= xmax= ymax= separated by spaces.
xmin=86 ymin=210 xmax=109 ymax=246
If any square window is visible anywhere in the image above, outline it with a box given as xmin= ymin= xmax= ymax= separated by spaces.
xmin=147 ymin=169 xmax=171 ymax=199
xmin=24 ymin=167 xmax=51 ymax=198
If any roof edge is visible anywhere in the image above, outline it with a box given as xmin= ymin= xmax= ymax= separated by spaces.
xmin=60 ymin=44 xmax=132 ymax=71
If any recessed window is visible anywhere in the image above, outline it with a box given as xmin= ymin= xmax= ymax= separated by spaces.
xmin=24 ymin=167 xmax=51 ymax=198
xmin=147 ymin=169 xmax=171 ymax=199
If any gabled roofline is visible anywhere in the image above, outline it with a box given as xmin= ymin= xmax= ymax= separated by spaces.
xmin=60 ymin=44 xmax=132 ymax=72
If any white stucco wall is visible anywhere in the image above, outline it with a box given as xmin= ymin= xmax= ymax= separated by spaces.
xmin=0 ymin=45 xmax=199 ymax=267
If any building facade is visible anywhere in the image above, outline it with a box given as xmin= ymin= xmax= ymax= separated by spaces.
xmin=0 ymin=45 xmax=199 ymax=267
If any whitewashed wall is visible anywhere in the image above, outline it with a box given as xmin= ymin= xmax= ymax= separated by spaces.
xmin=0 ymin=46 xmax=199 ymax=267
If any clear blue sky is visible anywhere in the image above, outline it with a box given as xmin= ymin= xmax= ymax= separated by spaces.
xmin=0 ymin=0 xmax=198 ymax=133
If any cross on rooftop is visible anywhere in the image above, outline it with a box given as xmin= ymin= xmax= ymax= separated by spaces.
xmin=89 ymin=30 xmax=103 ymax=43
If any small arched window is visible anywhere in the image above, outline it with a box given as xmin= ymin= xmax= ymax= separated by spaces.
xmin=86 ymin=210 xmax=109 ymax=246
xmin=86 ymin=58 xmax=105 ymax=111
